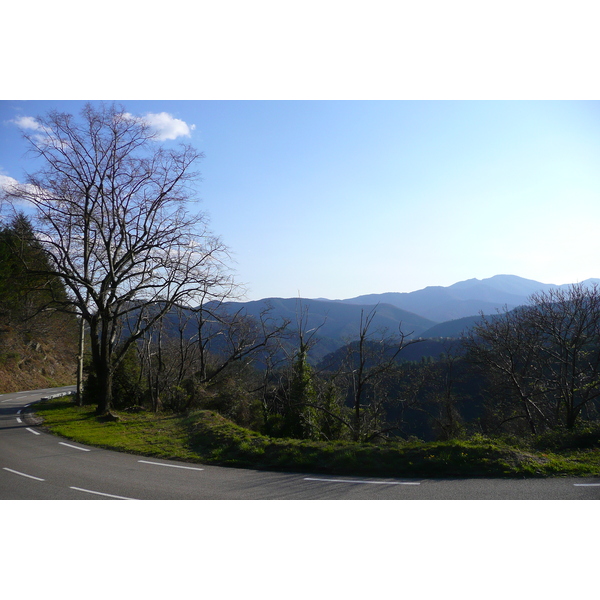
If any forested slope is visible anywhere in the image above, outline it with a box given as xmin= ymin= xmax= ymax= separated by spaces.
xmin=0 ymin=214 xmax=78 ymax=393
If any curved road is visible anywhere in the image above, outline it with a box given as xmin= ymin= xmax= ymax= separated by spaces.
xmin=1 ymin=386 xmax=599 ymax=500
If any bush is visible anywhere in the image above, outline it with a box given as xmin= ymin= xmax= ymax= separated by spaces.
xmin=533 ymin=422 xmax=600 ymax=451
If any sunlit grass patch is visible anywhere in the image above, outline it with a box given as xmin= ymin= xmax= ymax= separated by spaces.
xmin=33 ymin=397 xmax=600 ymax=478
xmin=34 ymin=399 xmax=195 ymax=460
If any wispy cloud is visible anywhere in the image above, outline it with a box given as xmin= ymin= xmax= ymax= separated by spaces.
xmin=9 ymin=115 xmax=57 ymax=147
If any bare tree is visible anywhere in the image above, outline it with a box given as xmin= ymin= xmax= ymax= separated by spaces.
xmin=464 ymin=283 xmax=600 ymax=432
xmin=341 ymin=307 xmax=422 ymax=442
xmin=191 ymin=301 xmax=288 ymax=390
xmin=134 ymin=297 xmax=290 ymax=414
xmin=4 ymin=104 xmax=232 ymax=415
xmin=528 ymin=283 xmax=600 ymax=429
xmin=463 ymin=308 xmax=549 ymax=434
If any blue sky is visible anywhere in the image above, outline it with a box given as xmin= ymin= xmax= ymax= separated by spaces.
xmin=1 ymin=100 xmax=599 ymax=301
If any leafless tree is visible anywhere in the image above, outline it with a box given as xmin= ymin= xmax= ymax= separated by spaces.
xmin=341 ymin=306 xmax=423 ymax=442
xmin=464 ymin=283 xmax=600 ymax=432
xmin=3 ymin=103 xmax=232 ymax=415
xmin=463 ymin=307 xmax=549 ymax=434
xmin=191 ymin=301 xmax=288 ymax=390
xmin=528 ymin=283 xmax=600 ymax=429
xmin=135 ymin=298 xmax=290 ymax=414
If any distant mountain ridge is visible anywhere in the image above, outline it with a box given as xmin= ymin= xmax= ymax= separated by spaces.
xmin=201 ymin=275 xmax=600 ymax=364
xmin=214 ymin=297 xmax=436 ymax=362
xmin=335 ymin=274 xmax=600 ymax=322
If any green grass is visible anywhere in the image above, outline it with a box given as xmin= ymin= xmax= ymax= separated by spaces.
xmin=34 ymin=399 xmax=198 ymax=460
xmin=33 ymin=398 xmax=600 ymax=478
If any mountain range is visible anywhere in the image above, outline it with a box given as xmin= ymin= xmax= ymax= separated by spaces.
xmin=162 ymin=275 xmax=600 ymax=364
xmin=198 ymin=275 xmax=600 ymax=364
xmin=335 ymin=274 xmax=600 ymax=323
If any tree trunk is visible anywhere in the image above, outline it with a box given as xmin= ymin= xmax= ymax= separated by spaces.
xmin=94 ymin=355 xmax=114 ymax=416
xmin=353 ymin=382 xmax=362 ymax=442
xmin=76 ymin=316 xmax=85 ymax=406
xmin=523 ymin=397 xmax=537 ymax=435
xmin=566 ymin=405 xmax=579 ymax=430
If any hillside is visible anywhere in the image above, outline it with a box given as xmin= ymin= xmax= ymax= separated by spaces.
xmin=0 ymin=215 xmax=78 ymax=393
xmin=317 ymin=337 xmax=453 ymax=371
xmin=0 ymin=319 xmax=77 ymax=393
xmin=419 ymin=315 xmax=486 ymax=339
xmin=210 ymin=297 xmax=437 ymax=362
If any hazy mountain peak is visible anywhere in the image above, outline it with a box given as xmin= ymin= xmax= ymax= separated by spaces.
xmin=336 ymin=275 xmax=600 ymax=323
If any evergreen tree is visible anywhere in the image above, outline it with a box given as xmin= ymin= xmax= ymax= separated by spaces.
xmin=0 ymin=213 xmax=67 ymax=322
xmin=288 ymin=341 xmax=319 ymax=439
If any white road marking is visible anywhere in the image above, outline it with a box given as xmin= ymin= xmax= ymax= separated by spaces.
xmin=16 ymin=417 xmax=22 ymax=423
xmin=26 ymin=428 xmax=41 ymax=435
xmin=574 ymin=483 xmax=600 ymax=487
xmin=3 ymin=467 xmax=45 ymax=481
xmin=59 ymin=442 xmax=91 ymax=452
xmin=17 ymin=409 xmax=22 ymax=414
xmin=304 ymin=477 xmax=421 ymax=485
xmin=138 ymin=460 xmax=204 ymax=471
xmin=69 ymin=487 xmax=136 ymax=500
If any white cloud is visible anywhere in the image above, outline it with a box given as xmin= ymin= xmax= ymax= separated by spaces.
xmin=12 ymin=115 xmax=44 ymax=131
xmin=0 ymin=173 xmax=34 ymax=212
xmin=0 ymin=173 xmax=20 ymax=193
xmin=123 ymin=111 xmax=195 ymax=141
xmin=14 ymin=112 xmax=195 ymax=143
xmin=142 ymin=112 xmax=195 ymax=140
xmin=0 ymin=171 xmax=44 ymax=207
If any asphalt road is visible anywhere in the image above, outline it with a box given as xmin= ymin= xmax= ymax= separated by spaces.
xmin=1 ymin=386 xmax=599 ymax=500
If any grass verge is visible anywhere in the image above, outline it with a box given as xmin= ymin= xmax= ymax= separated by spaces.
xmin=33 ymin=398 xmax=600 ymax=478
